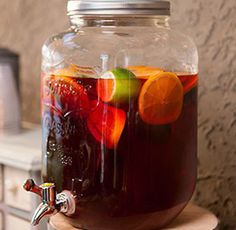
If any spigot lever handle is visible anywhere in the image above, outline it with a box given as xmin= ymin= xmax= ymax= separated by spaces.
xmin=23 ymin=179 xmax=42 ymax=197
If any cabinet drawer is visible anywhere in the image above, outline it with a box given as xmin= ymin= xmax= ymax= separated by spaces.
xmin=4 ymin=166 xmax=31 ymax=211
xmin=0 ymin=166 xmax=2 ymax=201
xmin=6 ymin=215 xmax=30 ymax=230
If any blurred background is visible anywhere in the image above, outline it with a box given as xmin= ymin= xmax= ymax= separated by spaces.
xmin=0 ymin=0 xmax=235 ymax=229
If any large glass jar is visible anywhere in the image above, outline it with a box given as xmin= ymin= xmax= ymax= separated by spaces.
xmin=41 ymin=1 xmax=198 ymax=229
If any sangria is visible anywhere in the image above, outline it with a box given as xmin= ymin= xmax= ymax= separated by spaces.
xmin=41 ymin=64 xmax=197 ymax=228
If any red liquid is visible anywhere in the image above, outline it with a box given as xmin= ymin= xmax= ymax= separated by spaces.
xmin=41 ymin=72 xmax=198 ymax=228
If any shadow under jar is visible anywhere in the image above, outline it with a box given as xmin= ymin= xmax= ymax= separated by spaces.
xmin=40 ymin=1 xmax=198 ymax=229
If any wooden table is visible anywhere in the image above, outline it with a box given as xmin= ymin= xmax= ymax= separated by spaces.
xmin=49 ymin=204 xmax=219 ymax=230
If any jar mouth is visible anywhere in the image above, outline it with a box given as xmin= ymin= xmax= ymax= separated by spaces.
xmin=67 ymin=0 xmax=170 ymax=17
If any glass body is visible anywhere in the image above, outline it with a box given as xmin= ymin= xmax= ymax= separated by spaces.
xmin=41 ymin=17 xmax=198 ymax=229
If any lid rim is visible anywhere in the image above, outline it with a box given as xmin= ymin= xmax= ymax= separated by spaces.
xmin=67 ymin=0 xmax=170 ymax=16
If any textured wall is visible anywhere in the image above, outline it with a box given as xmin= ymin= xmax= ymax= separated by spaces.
xmin=171 ymin=0 xmax=236 ymax=228
xmin=0 ymin=0 xmax=235 ymax=228
xmin=0 ymin=0 xmax=68 ymax=123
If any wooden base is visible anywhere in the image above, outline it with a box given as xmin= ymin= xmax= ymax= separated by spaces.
xmin=49 ymin=204 xmax=218 ymax=230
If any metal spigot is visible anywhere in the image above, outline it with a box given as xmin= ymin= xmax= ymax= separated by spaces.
xmin=23 ymin=179 xmax=76 ymax=226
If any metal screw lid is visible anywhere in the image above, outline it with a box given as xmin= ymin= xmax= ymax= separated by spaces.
xmin=67 ymin=0 xmax=170 ymax=17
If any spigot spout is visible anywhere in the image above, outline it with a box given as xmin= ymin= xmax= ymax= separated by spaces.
xmin=23 ymin=179 xmax=76 ymax=226
xmin=31 ymin=203 xmax=57 ymax=226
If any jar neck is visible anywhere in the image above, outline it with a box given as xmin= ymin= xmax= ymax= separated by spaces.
xmin=69 ymin=16 xmax=170 ymax=29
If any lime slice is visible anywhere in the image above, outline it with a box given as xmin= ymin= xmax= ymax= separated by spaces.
xmin=97 ymin=68 xmax=141 ymax=103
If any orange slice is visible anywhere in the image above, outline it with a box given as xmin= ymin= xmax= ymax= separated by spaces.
xmin=43 ymin=75 xmax=90 ymax=116
xmin=53 ymin=64 xmax=98 ymax=78
xmin=54 ymin=66 xmax=78 ymax=77
xmin=138 ymin=72 xmax=184 ymax=125
xmin=128 ymin=66 xmax=163 ymax=79
xmin=69 ymin=64 xmax=98 ymax=77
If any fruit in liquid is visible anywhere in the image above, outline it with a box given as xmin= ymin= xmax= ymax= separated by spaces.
xmin=41 ymin=68 xmax=197 ymax=218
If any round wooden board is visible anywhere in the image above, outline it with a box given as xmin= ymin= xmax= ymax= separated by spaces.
xmin=49 ymin=204 xmax=219 ymax=230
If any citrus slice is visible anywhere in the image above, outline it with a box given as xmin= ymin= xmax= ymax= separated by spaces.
xmin=70 ymin=64 xmax=98 ymax=78
xmin=178 ymin=74 xmax=198 ymax=94
xmin=54 ymin=64 xmax=98 ymax=78
xmin=139 ymin=72 xmax=184 ymax=125
xmin=97 ymin=68 xmax=141 ymax=103
xmin=43 ymin=75 xmax=90 ymax=116
xmin=87 ymin=101 xmax=126 ymax=149
xmin=128 ymin=66 xmax=163 ymax=79
xmin=54 ymin=67 xmax=78 ymax=77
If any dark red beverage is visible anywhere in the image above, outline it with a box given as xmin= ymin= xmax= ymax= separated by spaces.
xmin=41 ymin=67 xmax=198 ymax=229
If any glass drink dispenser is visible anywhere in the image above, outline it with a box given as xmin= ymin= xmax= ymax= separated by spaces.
xmin=24 ymin=1 xmax=198 ymax=229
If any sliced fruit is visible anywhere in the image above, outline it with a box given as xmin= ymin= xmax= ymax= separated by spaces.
xmin=54 ymin=64 xmax=98 ymax=78
xmin=70 ymin=64 xmax=98 ymax=78
xmin=128 ymin=66 xmax=163 ymax=79
xmin=178 ymin=74 xmax=198 ymax=94
xmin=97 ymin=68 xmax=141 ymax=103
xmin=87 ymin=101 xmax=126 ymax=149
xmin=138 ymin=72 xmax=184 ymax=125
xmin=43 ymin=75 xmax=90 ymax=116
xmin=54 ymin=67 xmax=78 ymax=78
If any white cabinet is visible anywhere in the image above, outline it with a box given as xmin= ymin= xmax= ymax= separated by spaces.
xmin=0 ymin=166 xmax=3 ymax=202
xmin=0 ymin=128 xmax=44 ymax=230
xmin=6 ymin=215 xmax=30 ymax=230
xmin=4 ymin=167 xmax=31 ymax=211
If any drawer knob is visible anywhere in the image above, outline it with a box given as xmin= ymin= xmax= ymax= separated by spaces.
xmin=5 ymin=180 xmax=18 ymax=195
